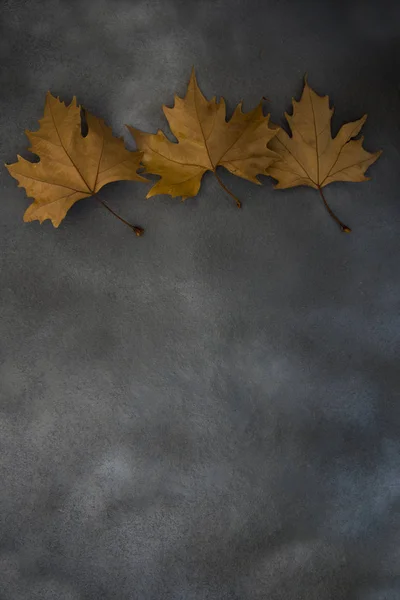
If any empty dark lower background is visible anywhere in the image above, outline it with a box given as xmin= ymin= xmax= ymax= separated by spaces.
xmin=1 ymin=0 xmax=400 ymax=598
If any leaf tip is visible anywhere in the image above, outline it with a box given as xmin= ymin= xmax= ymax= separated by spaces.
xmin=284 ymin=111 xmax=292 ymax=124
xmin=189 ymin=66 xmax=197 ymax=84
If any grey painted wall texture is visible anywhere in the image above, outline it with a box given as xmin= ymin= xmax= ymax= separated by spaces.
xmin=1 ymin=0 xmax=400 ymax=598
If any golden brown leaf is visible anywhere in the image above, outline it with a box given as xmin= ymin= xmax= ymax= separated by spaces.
xmin=6 ymin=93 xmax=146 ymax=227
xmin=128 ymin=70 xmax=279 ymax=206
xmin=266 ymin=79 xmax=382 ymax=231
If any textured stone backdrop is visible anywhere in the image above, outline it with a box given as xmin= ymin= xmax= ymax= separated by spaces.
xmin=1 ymin=0 xmax=400 ymax=598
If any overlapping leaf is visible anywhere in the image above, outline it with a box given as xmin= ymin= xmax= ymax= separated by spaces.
xmin=128 ymin=70 xmax=279 ymax=205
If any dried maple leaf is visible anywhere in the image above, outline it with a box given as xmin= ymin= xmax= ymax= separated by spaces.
xmin=128 ymin=70 xmax=279 ymax=207
xmin=6 ymin=92 xmax=146 ymax=234
xmin=266 ymin=78 xmax=382 ymax=232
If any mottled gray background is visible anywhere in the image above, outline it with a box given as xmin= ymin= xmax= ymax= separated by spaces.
xmin=1 ymin=0 xmax=400 ymax=598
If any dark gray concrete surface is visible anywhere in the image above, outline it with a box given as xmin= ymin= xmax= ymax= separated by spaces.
xmin=1 ymin=0 xmax=400 ymax=598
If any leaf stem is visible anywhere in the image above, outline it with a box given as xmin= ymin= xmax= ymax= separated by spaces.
xmin=317 ymin=186 xmax=351 ymax=233
xmin=214 ymin=171 xmax=241 ymax=208
xmin=95 ymin=196 xmax=144 ymax=236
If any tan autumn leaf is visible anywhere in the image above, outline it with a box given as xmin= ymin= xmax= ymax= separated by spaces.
xmin=266 ymin=78 xmax=382 ymax=232
xmin=127 ymin=70 xmax=279 ymax=207
xmin=6 ymin=92 xmax=146 ymax=228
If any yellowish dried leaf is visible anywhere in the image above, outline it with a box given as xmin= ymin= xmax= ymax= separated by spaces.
xmin=266 ymin=79 xmax=382 ymax=231
xmin=6 ymin=92 xmax=146 ymax=227
xmin=267 ymin=80 xmax=382 ymax=189
xmin=128 ymin=70 xmax=279 ymax=205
